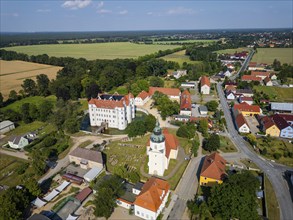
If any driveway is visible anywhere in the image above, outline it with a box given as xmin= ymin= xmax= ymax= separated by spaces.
xmin=245 ymin=116 xmax=260 ymax=134
xmin=0 ymin=148 xmax=29 ymax=160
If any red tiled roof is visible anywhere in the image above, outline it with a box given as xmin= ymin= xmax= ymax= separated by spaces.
xmin=200 ymin=152 xmax=227 ymax=181
xmin=180 ymin=90 xmax=191 ymax=110
xmin=241 ymin=75 xmax=262 ymax=82
xmin=251 ymin=71 xmax=270 ymax=78
xmin=260 ymin=116 xmax=276 ymax=130
xmin=88 ymin=93 xmax=133 ymax=109
xmin=137 ymin=91 xmax=149 ymax=100
xmin=75 ymin=187 xmax=92 ymax=202
xmin=233 ymin=103 xmax=261 ymax=113
xmin=163 ymin=129 xmax=179 ymax=158
xmin=271 ymin=114 xmax=290 ymax=130
xmin=134 ymin=177 xmax=170 ymax=212
xmin=249 ymin=62 xmax=257 ymax=67
xmin=263 ymin=76 xmax=271 ymax=84
xmin=149 ymin=87 xmax=180 ymax=97
xmin=235 ymin=113 xmax=249 ymax=128
xmin=200 ymin=76 xmax=210 ymax=87
xmin=225 ymin=85 xmax=237 ymax=92
xmin=278 ymin=114 xmax=293 ymax=122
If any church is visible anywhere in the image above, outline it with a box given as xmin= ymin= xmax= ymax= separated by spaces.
xmin=147 ymin=121 xmax=179 ymax=176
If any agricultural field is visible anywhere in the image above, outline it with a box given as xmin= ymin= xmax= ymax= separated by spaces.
xmin=0 ymin=60 xmax=62 ymax=99
xmin=153 ymin=39 xmax=216 ymax=45
xmin=216 ymin=47 xmax=251 ymax=54
xmin=2 ymin=42 xmax=179 ymax=60
xmin=253 ymin=86 xmax=293 ymax=102
xmin=251 ymin=48 xmax=293 ymax=64
xmin=162 ymin=50 xmax=202 ymax=67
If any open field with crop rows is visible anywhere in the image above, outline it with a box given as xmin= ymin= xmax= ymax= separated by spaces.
xmin=251 ymin=48 xmax=293 ymax=64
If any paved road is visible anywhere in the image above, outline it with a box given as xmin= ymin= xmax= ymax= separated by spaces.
xmin=230 ymin=50 xmax=254 ymax=81
xmin=217 ymin=82 xmax=293 ymax=220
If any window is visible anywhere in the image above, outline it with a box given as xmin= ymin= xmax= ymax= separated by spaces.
xmin=142 ymin=213 xmax=144 ymax=217
xmin=137 ymin=211 xmax=140 ymax=215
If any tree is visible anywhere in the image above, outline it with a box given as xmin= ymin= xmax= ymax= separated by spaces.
xmin=0 ymin=92 xmax=3 ymax=107
xmin=145 ymin=114 xmax=156 ymax=132
xmin=205 ymin=100 xmax=219 ymax=112
xmin=137 ymin=79 xmax=150 ymax=92
xmin=247 ymin=134 xmax=257 ymax=146
xmin=38 ymin=100 xmax=53 ymax=121
xmin=198 ymin=119 xmax=208 ymax=137
xmin=149 ymin=76 xmax=164 ymax=87
xmin=24 ymin=178 xmax=41 ymax=197
xmin=64 ymin=117 xmax=80 ymax=134
xmin=21 ymin=103 xmax=32 ymax=123
xmin=127 ymin=120 xmax=147 ymax=137
xmin=177 ymin=124 xmax=196 ymax=139
xmin=21 ymin=78 xmax=37 ymax=96
xmin=203 ymin=134 xmax=220 ymax=152
xmin=31 ymin=149 xmax=47 ymax=175
xmin=29 ymin=103 xmax=39 ymax=121
xmin=9 ymin=90 xmax=18 ymax=101
xmin=85 ymin=82 xmax=101 ymax=99
xmin=36 ymin=74 xmax=50 ymax=96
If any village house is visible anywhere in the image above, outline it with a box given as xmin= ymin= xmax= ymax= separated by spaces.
xmin=258 ymin=116 xmax=280 ymax=137
xmin=248 ymin=62 xmax=267 ymax=71
xmin=200 ymin=76 xmax=210 ymax=95
xmin=198 ymin=105 xmax=208 ymax=115
xmin=135 ymin=91 xmax=150 ymax=106
xmin=226 ymin=91 xmax=236 ymax=100
xmin=235 ymin=89 xmax=254 ymax=98
xmin=224 ymin=81 xmax=237 ymax=89
xmin=199 ymin=152 xmax=227 ymax=186
xmin=0 ymin=120 xmax=15 ymax=134
xmin=270 ymin=73 xmax=277 ymax=80
xmin=172 ymin=69 xmax=187 ymax=79
xmin=241 ymin=75 xmax=263 ymax=83
xmin=88 ymin=93 xmax=135 ymax=130
xmin=116 ymin=182 xmax=143 ymax=210
xmin=239 ymin=96 xmax=254 ymax=105
xmin=148 ymin=87 xmax=181 ymax=100
xmin=8 ymin=136 xmax=29 ymax=149
xmin=147 ymin=122 xmax=178 ymax=176
xmin=233 ymin=103 xmax=262 ymax=116
xmin=277 ymin=114 xmax=293 ymax=126
xmin=225 ymin=85 xmax=237 ymax=93
xmin=134 ymin=177 xmax=170 ymax=220
xmin=181 ymin=82 xmax=195 ymax=89
xmin=251 ymin=71 xmax=270 ymax=80
xmin=271 ymin=114 xmax=293 ymax=139
xmin=233 ymin=110 xmax=250 ymax=133
xmin=263 ymin=77 xmax=273 ymax=86
xmin=180 ymin=90 xmax=192 ymax=116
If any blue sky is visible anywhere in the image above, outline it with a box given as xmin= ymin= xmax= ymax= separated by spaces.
xmin=0 ymin=1 xmax=292 ymax=32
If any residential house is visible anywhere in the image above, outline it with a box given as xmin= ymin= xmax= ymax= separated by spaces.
xmin=271 ymin=102 xmax=293 ymax=113
xmin=147 ymin=122 xmax=178 ymax=176
xmin=226 ymin=91 xmax=236 ymax=100
xmin=223 ymin=70 xmax=232 ymax=77
xmin=224 ymin=82 xmax=237 ymax=89
xmin=0 ymin=120 xmax=15 ymax=134
xmin=199 ymin=105 xmax=208 ymax=115
xmin=181 ymin=82 xmax=195 ymax=89
xmin=173 ymin=115 xmax=190 ymax=122
xmin=241 ymin=75 xmax=263 ymax=83
xmin=259 ymin=116 xmax=280 ymax=137
xmin=270 ymin=73 xmax=277 ymax=80
xmin=69 ymin=147 xmax=104 ymax=170
xmin=149 ymin=87 xmax=181 ymax=100
xmin=264 ymin=77 xmax=273 ymax=86
xmin=248 ymin=62 xmax=267 ymax=71
xmin=180 ymin=90 xmax=192 ymax=116
xmin=278 ymin=114 xmax=293 ymax=126
xmin=225 ymin=85 xmax=237 ymax=93
xmin=88 ymin=93 xmax=135 ymax=130
xmin=135 ymin=91 xmax=150 ymax=106
xmin=200 ymin=76 xmax=210 ymax=95
xmin=226 ymin=63 xmax=235 ymax=70
xmin=239 ymin=96 xmax=254 ymax=105
xmin=235 ymin=89 xmax=254 ymax=97
xmin=233 ymin=110 xmax=250 ymax=133
xmin=8 ymin=136 xmax=29 ymax=149
xmin=116 ymin=182 xmax=143 ymax=210
xmin=251 ymin=71 xmax=270 ymax=80
xmin=271 ymin=114 xmax=293 ymax=139
xmin=199 ymin=152 xmax=227 ymax=186
xmin=134 ymin=177 xmax=170 ymax=220
xmin=233 ymin=103 xmax=262 ymax=116
xmin=172 ymin=70 xmax=187 ymax=79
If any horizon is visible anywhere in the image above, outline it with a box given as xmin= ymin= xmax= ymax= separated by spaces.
xmin=1 ymin=0 xmax=292 ymax=32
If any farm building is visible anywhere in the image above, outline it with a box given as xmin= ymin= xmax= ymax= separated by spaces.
xmin=0 ymin=120 xmax=15 ymax=134
xmin=149 ymin=87 xmax=181 ymax=100
xmin=271 ymin=102 xmax=293 ymax=113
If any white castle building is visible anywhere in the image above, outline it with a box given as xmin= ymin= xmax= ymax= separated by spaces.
xmin=147 ymin=121 xmax=178 ymax=176
xmin=88 ymin=93 xmax=135 ymax=130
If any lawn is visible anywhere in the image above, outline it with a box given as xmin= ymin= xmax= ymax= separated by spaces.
xmin=255 ymin=137 xmax=293 ymax=166
xmin=168 ymin=161 xmax=188 ymax=190
xmin=1 ymin=95 xmax=57 ymax=112
xmin=0 ymin=153 xmax=32 ymax=187
xmin=3 ymin=42 xmax=180 ymax=60
xmin=219 ymin=136 xmax=237 ymax=153
xmin=0 ymin=60 xmax=62 ymax=99
xmin=264 ymin=175 xmax=280 ymax=220
xmin=164 ymin=80 xmax=176 ymax=88
xmin=252 ymin=48 xmax=293 ymax=64
xmin=77 ymin=140 xmax=93 ymax=148
xmin=161 ymin=50 xmax=202 ymax=67
xmin=253 ymin=86 xmax=293 ymax=102
xmin=216 ymin=47 xmax=251 ymax=54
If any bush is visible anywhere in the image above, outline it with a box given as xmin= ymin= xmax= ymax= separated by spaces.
xmin=273 ymin=153 xmax=282 ymax=160
xmin=261 ymin=148 xmax=267 ymax=155
xmin=176 ymin=124 xmax=196 ymax=139
xmin=16 ymin=163 xmax=29 ymax=175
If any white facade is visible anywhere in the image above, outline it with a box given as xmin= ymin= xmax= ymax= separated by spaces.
xmin=201 ymin=85 xmax=210 ymax=94
xmin=134 ymin=191 xmax=170 ymax=220
xmin=116 ymin=199 xmax=132 ymax=209
xmin=224 ymin=70 xmax=232 ymax=77
xmin=280 ymin=126 xmax=293 ymax=139
xmin=238 ymin=124 xmax=250 ymax=133
xmin=135 ymin=96 xmax=150 ymax=106
xmin=180 ymin=109 xmax=192 ymax=116
xmin=88 ymin=94 xmax=135 ymax=130
xmin=226 ymin=92 xmax=235 ymax=100
xmin=265 ymin=80 xmax=273 ymax=86
xmin=8 ymin=137 xmax=29 ymax=149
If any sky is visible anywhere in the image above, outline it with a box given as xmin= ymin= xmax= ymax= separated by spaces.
xmin=0 ymin=0 xmax=292 ymax=32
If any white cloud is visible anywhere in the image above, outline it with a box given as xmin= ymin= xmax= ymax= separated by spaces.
xmin=37 ymin=9 xmax=51 ymax=13
xmin=147 ymin=12 xmax=153 ymax=15
xmin=97 ymin=9 xmax=112 ymax=14
xmin=1 ymin=13 xmax=19 ymax=17
xmin=119 ymin=10 xmax=128 ymax=15
xmin=62 ymin=0 xmax=92 ymax=10
xmin=97 ymin=1 xmax=104 ymax=9
xmin=167 ymin=7 xmax=196 ymax=15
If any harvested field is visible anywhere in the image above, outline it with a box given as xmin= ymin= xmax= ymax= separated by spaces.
xmin=0 ymin=60 xmax=62 ymax=99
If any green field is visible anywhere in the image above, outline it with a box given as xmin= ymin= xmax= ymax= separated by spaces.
xmin=252 ymin=48 xmax=293 ymax=64
xmin=0 ymin=95 xmax=57 ymax=112
xmin=2 ymin=42 xmax=180 ymax=60
xmin=216 ymin=47 xmax=250 ymax=54
xmin=162 ymin=50 xmax=202 ymax=67
xmin=253 ymin=86 xmax=293 ymax=102
xmin=153 ymin=39 xmax=216 ymax=45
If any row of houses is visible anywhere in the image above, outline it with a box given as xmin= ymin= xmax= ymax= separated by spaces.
xmin=241 ymin=71 xmax=277 ymax=86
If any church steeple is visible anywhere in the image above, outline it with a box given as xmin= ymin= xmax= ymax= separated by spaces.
xmin=150 ymin=120 xmax=165 ymax=143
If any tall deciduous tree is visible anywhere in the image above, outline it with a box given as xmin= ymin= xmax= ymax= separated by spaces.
xmin=21 ymin=79 xmax=37 ymax=96
xmin=0 ymin=92 xmax=3 ymax=107
xmin=9 ymin=90 xmax=18 ymax=101
xmin=36 ymin=74 xmax=50 ymax=96
xmin=204 ymin=134 xmax=220 ymax=152
xmin=38 ymin=100 xmax=53 ymax=121
xmin=21 ymin=103 xmax=32 ymax=123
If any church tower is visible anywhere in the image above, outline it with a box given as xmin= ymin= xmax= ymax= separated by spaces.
xmin=147 ymin=121 xmax=167 ymax=176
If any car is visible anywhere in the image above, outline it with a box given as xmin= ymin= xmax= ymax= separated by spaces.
xmin=184 ymin=157 xmax=190 ymax=160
